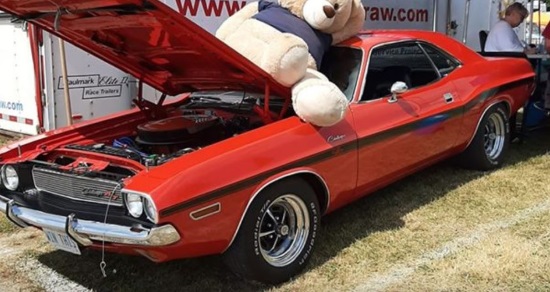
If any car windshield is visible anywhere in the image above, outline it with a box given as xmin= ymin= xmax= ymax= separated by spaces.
xmin=186 ymin=46 xmax=364 ymax=109
xmin=185 ymin=90 xmax=289 ymax=115
xmin=320 ymin=46 xmax=363 ymax=101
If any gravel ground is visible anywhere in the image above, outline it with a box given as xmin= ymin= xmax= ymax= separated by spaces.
xmin=0 ymin=228 xmax=90 ymax=292
xmin=17 ymin=257 xmax=91 ymax=292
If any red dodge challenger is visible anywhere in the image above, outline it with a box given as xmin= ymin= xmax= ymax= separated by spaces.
xmin=0 ymin=0 xmax=535 ymax=284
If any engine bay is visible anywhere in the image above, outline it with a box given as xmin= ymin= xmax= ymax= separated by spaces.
xmin=64 ymin=108 xmax=262 ymax=167
xmin=25 ymin=90 xmax=291 ymax=178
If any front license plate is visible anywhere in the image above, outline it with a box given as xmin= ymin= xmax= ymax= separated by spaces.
xmin=43 ymin=229 xmax=81 ymax=255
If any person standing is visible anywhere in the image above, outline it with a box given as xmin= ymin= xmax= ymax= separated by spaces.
xmin=485 ymin=2 xmax=537 ymax=54
xmin=541 ymin=19 xmax=550 ymax=111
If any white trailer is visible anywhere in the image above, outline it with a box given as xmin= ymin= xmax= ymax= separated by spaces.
xmin=1 ymin=0 xmax=511 ymax=135
xmin=41 ymin=36 xmax=134 ymax=130
xmin=0 ymin=14 xmax=134 ymax=135
xmin=0 ymin=16 xmax=40 ymax=135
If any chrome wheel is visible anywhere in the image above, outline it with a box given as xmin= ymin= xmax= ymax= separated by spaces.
xmin=483 ymin=111 xmax=506 ymax=160
xmin=456 ymin=105 xmax=510 ymax=171
xmin=223 ymin=178 xmax=319 ymax=284
xmin=258 ymin=194 xmax=310 ymax=267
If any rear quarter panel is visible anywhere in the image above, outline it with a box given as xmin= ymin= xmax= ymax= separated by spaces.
xmin=450 ymin=56 xmax=534 ymax=149
xmin=403 ymin=31 xmax=535 ymax=150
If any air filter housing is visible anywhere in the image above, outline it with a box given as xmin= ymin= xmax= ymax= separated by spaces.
xmin=136 ymin=115 xmax=219 ymax=145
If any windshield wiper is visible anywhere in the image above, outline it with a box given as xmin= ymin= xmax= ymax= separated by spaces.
xmin=242 ymin=96 xmax=258 ymax=104
xmin=190 ymin=96 xmax=222 ymax=102
xmin=191 ymin=95 xmax=248 ymax=105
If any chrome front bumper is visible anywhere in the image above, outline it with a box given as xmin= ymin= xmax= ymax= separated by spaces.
xmin=0 ymin=195 xmax=180 ymax=247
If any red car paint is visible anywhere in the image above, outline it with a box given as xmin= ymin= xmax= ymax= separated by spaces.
xmin=0 ymin=0 xmax=535 ymax=263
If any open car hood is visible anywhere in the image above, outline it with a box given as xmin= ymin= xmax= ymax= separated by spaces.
xmin=0 ymin=0 xmax=290 ymax=97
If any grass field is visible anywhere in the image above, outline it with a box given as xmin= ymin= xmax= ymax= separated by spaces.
xmin=0 ymin=126 xmax=549 ymax=291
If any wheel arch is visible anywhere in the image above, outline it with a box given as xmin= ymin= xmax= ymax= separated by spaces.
xmin=464 ymin=100 xmax=510 ymax=150
xmin=457 ymin=99 xmax=510 ymax=170
xmin=295 ymin=172 xmax=330 ymax=214
xmin=499 ymin=100 xmax=511 ymax=117
xmin=223 ymin=170 xmax=329 ymax=252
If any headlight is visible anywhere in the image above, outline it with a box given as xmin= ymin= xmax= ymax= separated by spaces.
xmin=143 ymin=198 xmax=158 ymax=224
xmin=123 ymin=190 xmax=158 ymax=223
xmin=125 ymin=193 xmax=143 ymax=218
xmin=1 ymin=165 xmax=19 ymax=191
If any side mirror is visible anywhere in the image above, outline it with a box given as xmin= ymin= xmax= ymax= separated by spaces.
xmin=388 ymin=81 xmax=408 ymax=103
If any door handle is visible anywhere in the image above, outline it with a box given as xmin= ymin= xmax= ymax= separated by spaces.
xmin=443 ymin=93 xmax=454 ymax=103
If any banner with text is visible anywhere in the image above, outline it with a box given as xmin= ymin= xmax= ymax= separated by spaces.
xmin=161 ymin=0 xmax=433 ymax=33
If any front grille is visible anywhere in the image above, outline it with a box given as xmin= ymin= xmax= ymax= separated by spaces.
xmin=32 ymin=167 xmax=123 ymax=207
xmin=38 ymin=192 xmax=147 ymax=226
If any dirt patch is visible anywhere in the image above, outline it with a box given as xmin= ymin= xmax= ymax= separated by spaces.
xmin=0 ymin=228 xmax=49 ymax=291
xmin=0 ymin=272 xmax=43 ymax=292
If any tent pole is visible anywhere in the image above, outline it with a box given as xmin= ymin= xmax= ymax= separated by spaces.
xmin=462 ymin=0 xmax=471 ymax=43
xmin=58 ymin=38 xmax=72 ymax=126
xmin=432 ymin=0 xmax=438 ymax=31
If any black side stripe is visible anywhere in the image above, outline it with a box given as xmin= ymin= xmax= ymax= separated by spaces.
xmin=160 ymin=142 xmax=356 ymax=216
xmin=159 ymin=77 xmax=532 ymax=217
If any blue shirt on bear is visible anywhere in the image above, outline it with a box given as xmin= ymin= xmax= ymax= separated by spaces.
xmin=252 ymin=0 xmax=333 ymax=68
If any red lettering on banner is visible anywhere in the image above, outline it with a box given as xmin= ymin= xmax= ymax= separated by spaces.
xmin=225 ymin=0 xmax=246 ymax=16
xmin=177 ymin=0 xmax=199 ymax=16
xmin=204 ymin=0 xmax=225 ymax=16
xmin=175 ymin=0 xmax=247 ymax=17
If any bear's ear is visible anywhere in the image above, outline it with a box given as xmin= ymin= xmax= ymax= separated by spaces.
xmin=331 ymin=0 xmax=365 ymax=44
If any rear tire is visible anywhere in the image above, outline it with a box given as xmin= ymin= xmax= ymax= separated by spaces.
xmin=458 ymin=104 xmax=510 ymax=170
xmin=223 ymin=177 xmax=320 ymax=284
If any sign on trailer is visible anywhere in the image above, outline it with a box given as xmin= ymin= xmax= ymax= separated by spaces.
xmin=0 ymin=17 xmax=39 ymax=135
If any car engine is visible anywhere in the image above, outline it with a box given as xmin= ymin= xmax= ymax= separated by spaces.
xmin=64 ymin=109 xmax=257 ymax=167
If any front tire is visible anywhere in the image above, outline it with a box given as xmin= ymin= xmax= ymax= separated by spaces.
xmin=458 ymin=104 xmax=510 ymax=170
xmin=223 ymin=177 xmax=320 ymax=284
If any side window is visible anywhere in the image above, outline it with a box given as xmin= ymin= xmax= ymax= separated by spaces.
xmin=420 ymin=43 xmax=460 ymax=77
xmin=362 ymin=42 xmax=439 ymax=101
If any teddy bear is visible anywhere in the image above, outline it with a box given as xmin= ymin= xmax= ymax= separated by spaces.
xmin=216 ymin=0 xmax=365 ymax=127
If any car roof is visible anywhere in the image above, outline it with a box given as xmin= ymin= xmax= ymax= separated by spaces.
xmin=341 ymin=30 xmax=484 ymax=64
